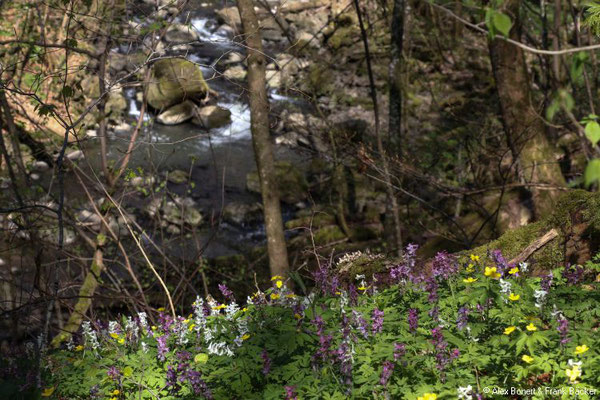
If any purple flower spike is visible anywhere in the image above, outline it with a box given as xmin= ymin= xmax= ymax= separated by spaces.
xmin=379 ymin=361 xmax=394 ymax=386
xmin=261 ymin=349 xmax=271 ymax=375
xmin=372 ymin=308 xmax=384 ymax=334
xmin=218 ymin=283 xmax=235 ymax=302
xmin=408 ymin=308 xmax=419 ymax=333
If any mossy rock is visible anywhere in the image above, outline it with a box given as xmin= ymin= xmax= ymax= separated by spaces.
xmin=285 ymin=212 xmax=336 ymax=230
xmin=313 ymin=225 xmax=346 ymax=246
xmin=246 ymin=161 xmax=309 ymax=204
xmin=147 ymin=59 xmax=210 ymax=110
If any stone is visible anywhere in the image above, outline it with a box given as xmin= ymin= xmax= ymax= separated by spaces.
xmin=30 ymin=173 xmax=40 ymax=181
xmin=222 ymin=201 xmax=262 ymax=226
xmin=295 ymin=30 xmax=320 ymax=48
xmin=81 ymin=75 xmax=100 ymax=99
xmin=147 ymin=59 xmax=210 ymax=110
xmin=166 ymin=224 xmax=181 ymax=235
xmin=192 ymin=105 xmax=231 ymax=129
xmin=106 ymin=92 xmax=128 ymax=117
xmin=32 ymin=161 xmax=49 ymax=172
xmin=85 ymin=129 xmax=97 ymax=138
xmin=167 ymin=169 xmax=189 ymax=184
xmin=223 ymin=51 xmax=244 ymax=65
xmin=216 ymin=7 xmax=241 ymax=29
xmin=222 ymin=65 xmax=246 ymax=81
xmin=66 ymin=150 xmax=84 ymax=161
xmin=77 ymin=209 xmax=102 ymax=226
xmin=246 ymin=161 xmax=308 ymax=204
xmin=265 ymin=70 xmax=280 ymax=89
xmin=112 ymin=122 xmax=131 ymax=135
xmin=156 ymin=101 xmax=195 ymax=125
xmin=163 ymin=200 xmax=203 ymax=226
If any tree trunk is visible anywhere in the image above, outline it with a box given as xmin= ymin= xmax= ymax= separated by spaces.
xmin=389 ymin=0 xmax=404 ymax=151
xmin=237 ymin=0 xmax=290 ymax=277
xmin=488 ymin=0 xmax=566 ymax=218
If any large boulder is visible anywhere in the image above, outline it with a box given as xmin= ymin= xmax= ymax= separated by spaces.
xmin=147 ymin=59 xmax=210 ymax=110
xmin=246 ymin=161 xmax=308 ymax=204
xmin=156 ymin=101 xmax=195 ymax=125
xmin=165 ymin=24 xmax=198 ymax=44
xmin=223 ymin=65 xmax=246 ymax=81
xmin=216 ymin=7 xmax=241 ymax=29
xmin=222 ymin=201 xmax=262 ymax=227
xmin=192 ymin=105 xmax=231 ymax=129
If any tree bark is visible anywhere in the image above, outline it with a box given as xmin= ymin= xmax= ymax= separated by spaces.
xmin=488 ymin=0 xmax=566 ymax=219
xmin=389 ymin=0 xmax=404 ymax=151
xmin=237 ymin=0 xmax=290 ymax=277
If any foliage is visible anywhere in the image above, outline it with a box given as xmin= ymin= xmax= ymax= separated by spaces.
xmin=21 ymin=248 xmax=600 ymax=399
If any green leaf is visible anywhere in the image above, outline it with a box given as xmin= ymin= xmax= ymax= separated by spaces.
xmin=122 ymin=366 xmax=133 ymax=377
xmin=492 ymin=12 xmax=512 ymax=37
xmin=194 ymin=353 xmax=208 ymax=364
xmin=585 ymin=121 xmax=600 ymax=146
xmin=584 ymin=158 xmax=600 ymax=187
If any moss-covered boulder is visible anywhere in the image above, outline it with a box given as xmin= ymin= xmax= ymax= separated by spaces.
xmin=147 ymin=59 xmax=210 ymax=110
xmin=246 ymin=161 xmax=309 ymax=204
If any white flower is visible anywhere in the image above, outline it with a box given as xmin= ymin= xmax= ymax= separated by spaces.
xmin=519 ymin=262 xmax=529 ymax=272
xmin=138 ymin=312 xmax=148 ymax=330
xmin=108 ymin=321 xmax=120 ymax=335
xmin=457 ymin=385 xmax=473 ymax=400
xmin=568 ymin=359 xmax=582 ymax=367
xmin=225 ymin=303 xmax=240 ymax=320
xmin=141 ymin=342 xmax=148 ymax=353
xmin=499 ymin=279 xmax=512 ymax=295
xmin=534 ymin=289 xmax=548 ymax=308
xmin=82 ymin=321 xmax=100 ymax=350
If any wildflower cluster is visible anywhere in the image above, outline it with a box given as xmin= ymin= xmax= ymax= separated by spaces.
xmin=35 ymin=246 xmax=600 ymax=399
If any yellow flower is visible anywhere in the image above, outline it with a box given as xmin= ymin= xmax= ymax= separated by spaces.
xmin=112 ymin=389 xmax=120 ymax=395
xmin=463 ymin=277 xmax=477 ymax=283
xmin=242 ymin=334 xmax=250 ymax=341
xmin=526 ymin=323 xmax=537 ymax=331
xmin=285 ymin=294 xmax=296 ymax=298
xmin=157 ymin=307 xmax=165 ymax=312
xmin=183 ymin=319 xmax=190 ymax=324
xmin=110 ymin=332 xmax=119 ymax=339
xmin=110 ymin=398 xmax=117 ymax=400
xmin=335 ymin=291 xmax=341 ymax=295
xmin=75 ymin=345 xmax=84 ymax=351
xmin=118 ymin=338 xmax=125 ymax=345
xmin=470 ymin=254 xmax=480 ymax=262
xmin=275 ymin=280 xmax=283 ymax=289
xmin=522 ymin=355 xmax=534 ymax=364
xmin=465 ymin=263 xmax=475 ymax=273
xmin=188 ymin=324 xmax=196 ymax=332
xmin=509 ymin=293 xmax=520 ymax=301
xmin=270 ymin=293 xmax=280 ymax=300
xmin=294 ymin=313 xmax=302 ymax=319
xmin=566 ymin=365 xmax=582 ymax=382
xmin=508 ymin=267 xmax=519 ymax=275
xmin=212 ymin=304 xmax=226 ymax=310
xmin=41 ymin=386 xmax=55 ymax=397
xmin=358 ymin=286 xmax=367 ymax=291
xmin=417 ymin=393 xmax=438 ymax=400
xmin=242 ymin=308 xmax=248 ymax=312
xmin=151 ymin=326 xmax=157 ymax=331
xmin=574 ymin=344 xmax=589 ymax=355
xmin=504 ymin=326 xmax=516 ymax=335
xmin=484 ymin=266 xmax=501 ymax=279
xmin=271 ymin=275 xmax=284 ymax=281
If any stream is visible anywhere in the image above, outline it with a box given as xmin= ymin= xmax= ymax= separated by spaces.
xmin=83 ymin=0 xmax=313 ymax=260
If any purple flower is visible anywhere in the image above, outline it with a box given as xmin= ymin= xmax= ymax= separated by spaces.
xmin=456 ymin=306 xmax=469 ymax=331
xmin=261 ymin=349 xmax=271 ymax=375
xmin=157 ymin=335 xmax=169 ymax=361
xmin=379 ymin=361 xmax=394 ymax=386
xmin=218 ymin=284 xmax=235 ymax=302
xmin=428 ymin=305 xmax=439 ymax=322
xmin=563 ymin=264 xmax=584 ymax=285
xmin=393 ymin=343 xmax=406 ymax=361
xmin=107 ymin=366 xmax=121 ymax=381
xmin=408 ymin=309 xmax=419 ymax=333
xmin=352 ymin=310 xmax=369 ymax=339
xmin=431 ymin=326 xmax=457 ymax=376
xmin=348 ymin=284 xmax=358 ymax=306
xmin=425 ymin=276 xmax=439 ymax=303
xmin=372 ymin=308 xmax=384 ymax=334
xmin=491 ymin=250 xmax=508 ymax=275
xmin=187 ymin=370 xmax=212 ymax=398
xmin=284 ymin=386 xmax=298 ymax=400
xmin=557 ymin=317 xmax=570 ymax=345
xmin=541 ymin=272 xmax=553 ymax=291
xmin=432 ymin=251 xmax=458 ymax=279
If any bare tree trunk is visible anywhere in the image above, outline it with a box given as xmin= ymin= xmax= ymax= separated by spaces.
xmin=489 ymin=0 xmax=566 ymax=218
xmin=237 ymin=0 xmax=290 ymax=277
xmin=389 ymin=0 xmax=404 ymax=151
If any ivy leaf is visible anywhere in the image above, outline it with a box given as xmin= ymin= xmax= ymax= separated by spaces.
xmin=585 ymin=121 xmax=600 ymax=146
xmin=584 ymin=158 xmax=600 ymax=187
xmin=492 ymin=12 xmax=512 ymax=37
